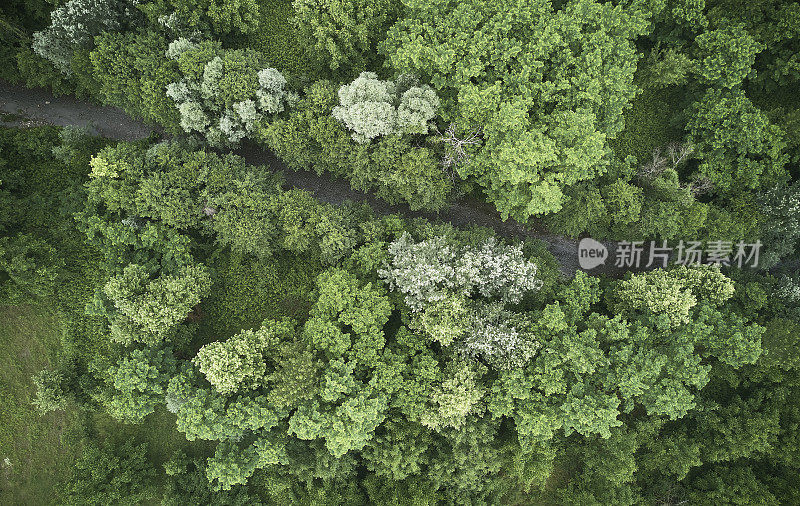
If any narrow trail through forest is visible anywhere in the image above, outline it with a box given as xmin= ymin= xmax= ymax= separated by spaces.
xmin=0 ymin=79 xmax=619 ymax=278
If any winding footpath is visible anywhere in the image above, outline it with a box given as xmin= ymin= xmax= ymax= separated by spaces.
xmin=1 ymin=79 xmax=617 ymax=277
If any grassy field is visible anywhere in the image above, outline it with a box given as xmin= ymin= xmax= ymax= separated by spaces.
xmin=0 ymin=302 xmax=214 ymax=505
xmin=0 ymin=303 xmax=79 ymax=505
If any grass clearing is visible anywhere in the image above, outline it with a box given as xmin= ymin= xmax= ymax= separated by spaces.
xmin=0 ymin=303 xmax=79 ymax=505
xmin=0 ymin=303 xmax=215 ymax=505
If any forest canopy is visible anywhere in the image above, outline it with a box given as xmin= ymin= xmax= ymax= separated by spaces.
xmin=0 ymin=0 xmax=798 ymax=504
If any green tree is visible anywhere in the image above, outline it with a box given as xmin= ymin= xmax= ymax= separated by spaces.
xmin=420 ymin=359 xmax=486 ymax=431
xmin=66 ymin=439 xmax=157 ymax=505
xmin=31 ymin=368 xmax=69 ymax=414
xmin=758 ymin=182 xmax=800 ymax=267
xmin=694 ymin=25 xmax=763 ymax=88
xmin=102 ymin=263 xmax=212 ymax=345
xmin=205 ymin=429 xmax=289 ymax=490
xmin=212 ymin=183 xmax=279 ymax=259
xmin=687 ymin=88 xmax=788 ymax=192
xmin=31 ymin=0 xmax=138 ymax=75
xmin=90 ymin=31 xmax=181 ymax=129
xmin=761 ymin=317 xmax=800 ymax=370
xmin=380 ymin=0 xmax=650 ymax=220
xmin=379 ymin=232 xmax=542 ymax=311
xmin=194 ymin=319 xmax=296 ymax=395
xmin=96 ymin=347 xmax=177 ymax=423
xmin=266 ymin=340 xmax=323 ymax=409
xmin=258 ymin=80 xmax=450 ymax=210
xmin=288 ymin=391 xmax=389 ymax=458
xmin=268 ymin=189 xmax=322 ymax=254
xmin=292 ymin=0 xmax=399 ymax=73
xmin=303 ymin=267 xmax=392 ymax=363
xmin=687 ymin=463 xmax=779 ymax=506
xmin=0 ymin=233 xmax=62 ymax=301
xmin=611 ymin=265 xmax=734 ymax=328
xmin=138 ymin=0 xmax=262 ymax=36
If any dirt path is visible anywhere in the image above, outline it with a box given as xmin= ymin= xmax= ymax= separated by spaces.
xmin=1 ymin=79 xmax=616 ymax=277
xmin=0 ymin=80 xmax=156 ymax=141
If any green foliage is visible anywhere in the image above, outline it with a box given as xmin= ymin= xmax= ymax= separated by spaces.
xmin=687 ymin=463 xmax=780 ymax=506
xmin=259 ymin=80 xmax=452 ymax=211
xmin=11 ymin=44 xmax=75 ymax=94
xmin=5 ymin=0 xmax=800 ymax=488
xmin=289 ymin=392 xmax=389 ymax=458
xmin=138 ymin=0 xmax=262 ymax=36
xmin=85 ymin=140 xmax=281 ymax=235
xmin=96 ymin=347 xmax=177 ymax=423
xmin=612 ymin=265 xmax=735 ymax=326
xmin=694 ymin=25 xmax=763 ymax=88
xmin=362 ymin=420 xmax=431 ymax=481
xmin=66 ymin=438 xmax=157 ymax=505
xmin=89 ymin=31 xmax=182 ymax=130
xmin=0 ymin=234 xmax=63 ymax=302
xmin=266 ymin=340 xmax=323 ymax=409
xmin=465 ymin=302 xmax=540 ymax=370
xmin=205 ymin=429 xmax=289 ymax=490
xmin=212 ymin=175 xmax=283 ymax=260
xmin=241 ymin=0 xmax=311 ymax=78
xmin=758 ymin=182 xmax=800 ymax=267
xmin=169 ymin=376 xmax=283 ymax=442
xmin=292 ymin=0 xmax=399 ymax=74
xmin=380 ymin=0 xmax=651 ymax=220
xmin=194 ymin=319 xmax=295 ymax=395
xmin=201 ymin=251 xmax=319 ymax=339
xmin=268 ymin=189 xmax=322 ymax=254
xmin=31 ymin=0 xmax=137 ymax=75
xmin=303 ymin=267 xmax=392 ymax=362
xmin=609 ymin=84 xmax=684 ymax=163
xmin=420 ymin=359 xmax=486 ymax=431
xmin=102 ymin=263 xmax=212 ymax=345
xmin=687 ymin=88 xmax=788 ymax=192
xmin=640 ymin=46 xmax=694 ymax=89
xmin=761 ymin=318 xmax=800 ymax=370
xmin=31 ymin=368 xmax=69 ymax=414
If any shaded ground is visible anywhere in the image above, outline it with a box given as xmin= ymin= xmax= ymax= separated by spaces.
xmin=0 ymin=79 xmax=630 ymax=278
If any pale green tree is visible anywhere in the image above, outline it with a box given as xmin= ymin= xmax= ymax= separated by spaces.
xmin=194 ymin=319 xmax=295 ymax=395
xmin=32 ymin=0 xmax=137 ymax=74
xmin=103 ymin=263 xmax=212 ymax=345
xmin=332 ymin=72 xmax=439 ymax=143
xmin=420 ymin=359 xmax=487 ymax=431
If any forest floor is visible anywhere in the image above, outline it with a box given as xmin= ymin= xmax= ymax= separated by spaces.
xmin=0 ymin=79 xmax=626 ymax=278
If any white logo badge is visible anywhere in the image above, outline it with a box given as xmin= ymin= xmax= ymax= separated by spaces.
xmin=578 ymin=238 xmax=607 ymax=270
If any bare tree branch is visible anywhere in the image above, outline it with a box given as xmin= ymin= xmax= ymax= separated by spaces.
xmin=432 ymin=123 xmax=483 ymax=182
xmin=637 ymin=141 xmax=694 ymax=182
